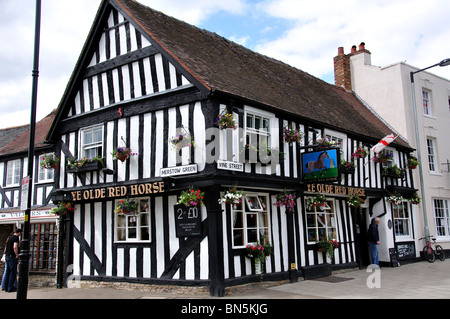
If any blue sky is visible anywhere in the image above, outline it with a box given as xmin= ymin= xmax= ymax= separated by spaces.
xmin=1 ymin=0 xmax=450 ymax=129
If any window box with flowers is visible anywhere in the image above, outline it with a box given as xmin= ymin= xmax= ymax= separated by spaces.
xmin=372 ymin=151 xmax=393 ymax=164
xmin=340 ymin=159 xmax=355 ymax=174
xmin=177 ymin=187 xmax=205 ymax=207
xmin=112 ymin=147 xmax=137 ymax=162
xmin=283 ymin=127 xmax=304 ymax=144
xmin=40 ymin=154 xmax=60 ymax=170
xmin=273 ymin=190 xmax=297 ymax=213
xmin=315 ymin=136 xmax=336 ymax=149
xmin=212 ymin=112 xmax=238 ymax=130
xmin=241 ymin=142 xmax=285 ymax=163
xmin=381 ymin=164 xmax=405 ymax=179
xmin=51 ymin=201 xmax=75 ymax=216
xmin=219 ymin=186 xmax=246 ymax=207
xmin=66 ymin=156 xmax=105 ymax=173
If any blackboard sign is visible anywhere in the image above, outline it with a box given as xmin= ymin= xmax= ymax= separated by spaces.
xmin=396 ymin=242 xmax=416 ymax=259
xmin=174 ymin=204 xmax=202 ymax=237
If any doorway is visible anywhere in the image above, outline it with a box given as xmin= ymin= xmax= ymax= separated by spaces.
xmin=353 ymin=208 xmax=371 ymax=267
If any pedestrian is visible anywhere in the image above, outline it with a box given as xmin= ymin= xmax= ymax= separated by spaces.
xmin=2 ymin=229 xmax=22 ymax=293
xmin=367 ymin=217 xmax=381 ymax=266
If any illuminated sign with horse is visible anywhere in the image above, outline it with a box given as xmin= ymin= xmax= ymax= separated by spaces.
xmin=301 ymin=148 xmax=340 ymax=182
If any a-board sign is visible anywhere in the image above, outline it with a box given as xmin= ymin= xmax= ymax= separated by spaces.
xmin=174 ymin=204 xmax=202 ymax=237
xmin=389 ymin=248 xmax=400 ymax=267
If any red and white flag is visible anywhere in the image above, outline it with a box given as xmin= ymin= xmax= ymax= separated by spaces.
xmin=371 ymin=134 xmax=397 ymax=154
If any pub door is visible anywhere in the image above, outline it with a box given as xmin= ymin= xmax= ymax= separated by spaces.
xmin=353 ymin=208 xmax=371 ymax=268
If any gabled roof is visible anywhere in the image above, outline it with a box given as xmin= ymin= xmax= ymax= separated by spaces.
xmin=0 ymin=110 xmax=56 ymax=156
xmin=0 ymin=124 xmax=29 ymax=149
xmin=49 ymin=0 xmax=411 ymax=149
xmin=117 ymin=0 xmax=410 ymax=148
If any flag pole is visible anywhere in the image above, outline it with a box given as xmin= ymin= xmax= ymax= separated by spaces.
xmin=16 ymin=0 xmax=42 ymax=300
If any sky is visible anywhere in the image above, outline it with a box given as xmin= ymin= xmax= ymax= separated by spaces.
xmin=1 ymin=0 xmax=450 ymax=129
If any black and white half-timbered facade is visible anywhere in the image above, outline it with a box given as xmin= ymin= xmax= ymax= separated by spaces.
xmin=0 ymin=112 xmax=59 ymax=278
xmin=45 ymin=0 xmax=419 ymax=296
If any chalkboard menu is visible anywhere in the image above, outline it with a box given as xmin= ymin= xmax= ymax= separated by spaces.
xmin=396 ymin=242 xmax=416 ymax=259
xmin=174 ymin=204 xmax=202 ymax=237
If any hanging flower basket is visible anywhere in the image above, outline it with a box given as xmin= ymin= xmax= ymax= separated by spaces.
xmin=306 ymin=195 xmax=327 ymax=210
xmin=387 ymin=192 xmax=404 ymax=205
xmin=245 ymin=242 xmax=273 ymax=280
xmin=177 ymin=187 xmax=205 ymax=207
xmin=283 ymin=127 xmax=304 ymax=144
xmin=407 ymin=157 xmax=420 ymax=170
xmin=112 ymin=147 xmax=137 ymax=162
xmin=212 ymin=112 xmax=238 ymax=130
xmin=317 ymin=238 xmax=339 ymax=259
xmin=273 ymin=190 xmax=297 ymax=213
xmin=409 ymin=193 xmax=421 ymax=205
xmin=51 ymin=201 xmax=75 ymax=216
xmin=170 ymin=132 xmax=195 ymax=150
xmin=351 ymin=146 xmax=368 ymax=160
xmin=219 ymin=186 xmax=246 ymax=206
xmin=40 ymin=154 xmax=60 ymax=170
xmin=114 ymin=199 xmax=138 ymax=215
xmin=348 ymin=195 xmax=365 ymax=208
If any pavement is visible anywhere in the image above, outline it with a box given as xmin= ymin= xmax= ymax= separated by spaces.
xmin=1 ymin=260 xmax=449 ymax=300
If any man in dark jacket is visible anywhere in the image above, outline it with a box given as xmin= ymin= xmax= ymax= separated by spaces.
xmin=3 ymin=229 xmax=22 ymax=292
xmin=368 ymin=218 xmax=381 ymax=265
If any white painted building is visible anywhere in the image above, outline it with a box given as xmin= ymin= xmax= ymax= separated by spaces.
xmin=334 ymin=43 xmax=450 ymax=251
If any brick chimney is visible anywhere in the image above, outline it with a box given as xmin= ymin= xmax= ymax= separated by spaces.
xmin=334 ymin=42 xmax=371 ymax=91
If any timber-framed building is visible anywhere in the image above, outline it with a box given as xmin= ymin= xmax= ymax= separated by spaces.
xmin=37 ymin=0 xmax=421 ymax=296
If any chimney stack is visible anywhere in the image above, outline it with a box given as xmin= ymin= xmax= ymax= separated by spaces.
xmin=333 ymin=42 xmax=371 ymax=91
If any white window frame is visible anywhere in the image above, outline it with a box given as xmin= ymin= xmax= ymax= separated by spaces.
xmin=433 ymin=199 xmax=450 ymax=240
xmin=244 ymin=106 xmax=275 ymax=149
xmin=422 ymin=89 xmax=432 ymax=116
xmin=231 ymin=193 xmax=270 ymax=248
xmin=305 ymin=198 xmax=337 ymax=244
xmin=80 ymin=125 xmax=104 ymax=159
xmin=115 ymin=197 xmax=151 ymax=243
xmin=6 ymin=159 xmax=21 ymax=187
xmin=324 ymin=129 xmax=347 ymax=160
xmin=381 ymin=147 xmax=395 ymax=169
xmin=426 ymin=138 xmax=437 ymax=173
xmin=37 ymin=154 xmax=54 ymax=183
xmin=392 ymin=201 xmax=412 ymax=240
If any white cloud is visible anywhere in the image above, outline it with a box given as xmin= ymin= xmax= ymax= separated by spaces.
xmin=255 ymin=0 xmax=450 ymax=80
xmin=140 ymin=0 xmax=247 ymax=24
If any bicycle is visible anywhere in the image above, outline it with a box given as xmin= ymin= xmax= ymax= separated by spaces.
xmin=419 ymin=235 xmax=446 ymax=263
